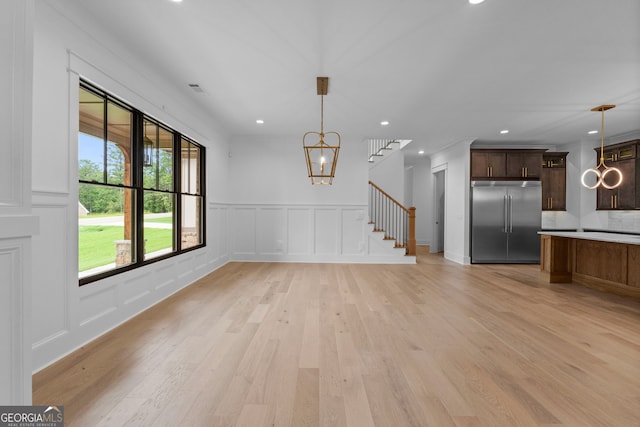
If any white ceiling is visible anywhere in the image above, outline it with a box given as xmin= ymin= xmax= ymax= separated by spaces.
xmin=61 ymin=0 xmax=640 ymax=159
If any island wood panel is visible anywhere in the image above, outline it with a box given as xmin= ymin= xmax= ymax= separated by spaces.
xmin=540 ymin=234 xmax=571 ymax=282
xmin=629 ymin=245 xmax=640 ymax=288
xmin=541 ymin=234 xmax=640 ymax=299
xmin=573 ymin=239 xmax=628 ymax=284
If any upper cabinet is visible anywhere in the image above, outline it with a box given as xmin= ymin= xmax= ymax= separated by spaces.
xmin=542 ymin=152 xmax=568 ymax=211
xmin=470 ymin=150 xmax=506 ymax=178
xmin=471 ymin=149 xmax=546 ymax=180
xmin=506 ymin=151 xmax=544 ymax=178
xmin=594 ymin=140 xmax=640 ymax=210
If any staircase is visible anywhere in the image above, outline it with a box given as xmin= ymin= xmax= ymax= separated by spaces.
xmin=367 ymin=138 xmax=413 ymax=163
xmin=368 ymin=181 xmax=416 ymax=256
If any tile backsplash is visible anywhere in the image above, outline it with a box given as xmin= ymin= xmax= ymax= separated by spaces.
xmin=608 ymin=211 xmax=640 ymax=232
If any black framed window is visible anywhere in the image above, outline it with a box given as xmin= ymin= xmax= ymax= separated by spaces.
xmin=78 ymin=81 xmax=206 ymax=285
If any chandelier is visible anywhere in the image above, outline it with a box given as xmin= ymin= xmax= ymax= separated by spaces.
xmin=581 ymin=104 xmax=622 ymax=190
xmin=303 ymin=77 xmax=341 ymax=185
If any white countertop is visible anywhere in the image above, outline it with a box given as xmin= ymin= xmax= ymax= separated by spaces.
xmin=538 ymin=231 xmax=640 ymax=246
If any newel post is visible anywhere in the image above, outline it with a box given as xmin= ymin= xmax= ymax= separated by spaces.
xmin=407 ymin=207 xmax=416 ymax=256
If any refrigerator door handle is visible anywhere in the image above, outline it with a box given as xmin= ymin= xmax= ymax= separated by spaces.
xmin=503 ymin=195 xmax=508 ymax=232
xmin=509 ymin=195 xmax=513 ymax=232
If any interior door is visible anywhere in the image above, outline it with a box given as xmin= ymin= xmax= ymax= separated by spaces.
xmin=431 ymin=170 xmax=445 ymax=253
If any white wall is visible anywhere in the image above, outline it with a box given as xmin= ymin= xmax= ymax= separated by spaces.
xmin=225 ymin=136 xmax=408 ymax=262
xmin=404 ymin=167 xmax=414 ymax=207
xmin=368 ymin=148 xmax=405 ymax=204
xmin=0 ymin=0 xmax=36 ymax=405
xmin=229 ymin=135 xmax=367 ymax=205
xmin=429 ymin=139 xmax=474 ymax=264
xmin=30 ymin=1 xmax=230 ymax=372
xmin=410 ymin=160 xmax=433 ymax=246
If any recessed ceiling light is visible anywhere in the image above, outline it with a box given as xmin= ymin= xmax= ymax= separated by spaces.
xmin=500 ymin=129 xmax=509 ymax=134
xmin=256 ymin=119 xmax=264 ymax=124
xmin=588 ymin=130 xmax=598 ymax=135
xmin=170 ymin=0 xmax=183 ymax=3
xmin=380 ymin=121 xmax=389 ymax=126
xmin=418 ymin=150 xmax=425 ymax=155
xmin=469 ymin=0 xmax=485 ymax=4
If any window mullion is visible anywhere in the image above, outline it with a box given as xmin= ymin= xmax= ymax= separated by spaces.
xmin=175 ymin=133 xmax=181 ymax=252
xmin=134 ymin=110 xmax=145 ymax=266
xmin=103 ymin=97 xmax=108 ymax=183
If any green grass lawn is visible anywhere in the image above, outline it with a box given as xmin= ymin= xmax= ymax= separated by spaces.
xmin=79 ymin=226 xmax=173 ymax=271
xmin=144 ymin=216 xmax=173 ymax=224
xmin=79 ymin=212 xmax=124 ymax=219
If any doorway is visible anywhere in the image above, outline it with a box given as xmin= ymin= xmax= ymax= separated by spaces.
xmin=431 ymin=169 xmax=445 ymax=253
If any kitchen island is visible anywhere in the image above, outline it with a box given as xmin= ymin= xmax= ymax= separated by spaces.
xmin=539 ymin=231 xmax=640 ymax=299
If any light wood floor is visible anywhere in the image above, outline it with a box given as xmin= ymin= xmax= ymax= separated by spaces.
xmin=33 ymin=247 xmax=640 ymax=426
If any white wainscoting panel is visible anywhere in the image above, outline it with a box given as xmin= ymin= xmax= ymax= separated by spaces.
xmin=154 ymin=261 xmax=177 ymax=291
xmin=0 ymin=241 xmax=30 ymax=405
xmin=232 ymin=208 xmax=257 ymax=255
xmin=78 ymin=284 xmax=118 ymax=328
xmin=31 ymin=204 xmax=69 ymax=346
xmin=257 ymin=207 xmax=286 ymax=255
xmin=287 ymin=208 xmax=312 ymax=255
xmin=0 ymin=246 xmax=16 ymax=404
xmin=341 ymin=209 xmax=366 ymax=255
xmin=314 ymin=208 xmax=339 ymax=255
xmin=229 ymin=204 xmax=401 ymax=262
xmin=208 ymin=204 xmax=230 ymax=266
xmin=120 ymin=270 xmax=152 ymax=307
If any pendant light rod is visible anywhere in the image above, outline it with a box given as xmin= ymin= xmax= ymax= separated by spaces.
xmin=317 ymin=77 xmax=328 ymax=134
xmin=581 ymin=104 xmax=622 ymax=190
xmin=320 ymin=95 xmax=324 ymax=135
xmin=591 ymin=104 xmax=615 ymax=169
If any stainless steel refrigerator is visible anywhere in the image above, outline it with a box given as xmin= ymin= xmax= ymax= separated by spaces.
xmin=471 ymin=181 xmax=541 ymax=263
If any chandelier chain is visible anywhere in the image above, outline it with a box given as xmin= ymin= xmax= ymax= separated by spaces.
xmin=320 ymin=95 xmax=324 ymax=134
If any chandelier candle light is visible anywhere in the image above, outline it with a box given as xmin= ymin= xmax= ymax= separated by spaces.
xmin=303 ymin=77 xmax=341 ymax=185
xmin=581 ymin=104 xmax=623 ymax=190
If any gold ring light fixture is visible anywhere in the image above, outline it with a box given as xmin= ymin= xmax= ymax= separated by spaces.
xmin=303 ymin=77 xmax=341 ymax=185
xmin=581 ymin=104 xmax=623 ymax=190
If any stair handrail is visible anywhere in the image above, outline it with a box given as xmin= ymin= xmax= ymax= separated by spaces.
xmin=368 ymin=181 xmax=416 ymax=256
xmin=368 ymin=181 xmax=409 ymax=213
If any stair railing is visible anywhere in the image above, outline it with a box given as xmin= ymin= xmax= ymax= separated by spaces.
xmin=368 ymin=139 xmax=400 ymax=162
xmin=368 ymin=181 xmax=416 ymax=256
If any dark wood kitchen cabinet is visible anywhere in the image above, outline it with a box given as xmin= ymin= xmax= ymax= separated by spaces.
xmin=471 ymin=149 xmax=546 ymax=180
xmin=506 ymin=150 xmax=544 ymax=178
xmin=594 ymin=140 xmax=640 ymax=210
xmin=470 ymin=150 xmax=506 ymax=178
xmin=542 ymin=152 xmax=567 ymax=211
xmin=596 ymin=159 xmax=637 ymax=210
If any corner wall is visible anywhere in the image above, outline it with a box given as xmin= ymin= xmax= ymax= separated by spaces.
xmin=30 ymin=1 xmax=230 ymax=372
xmin=409 ymin=160 xmax=433 ymax=246
xmin=429 ymin=139 xmax=473 ymax=264
xmin=0 ymin=0 xmax=36 ymax=405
